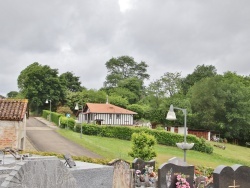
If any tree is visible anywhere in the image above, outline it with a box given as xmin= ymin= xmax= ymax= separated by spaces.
xmin=7 ymin=91 xmax=19 ymax=98
xmin=127 ymin=104 xmax=145 ymax=120
xmin=187 ymin=76 xmax=225 ymax=130
xmin=181 ymin=64 xmax=217 ymax=94
xmin=107 ymin=87 xmax=138 ymax=104
xmin=117 ymin=77 xmax=144 ymax=101
xmin=160 ymin=72 xmax=182 ymax=97
xmin=17 ymin=62 xmax=66 ymax=113
xmin=108 ymin=95 xmax=129 ymax=108
xmin=219 ymin=72 xmax=250 ymax=142
xmin=104 ymin=56 xmax=150 ymax=87
xmin=66 ymin=89 xmax=107 ymax=111
xmin=59 ymin=71 xmax=84 ymax=92
xmin=187 ymin=72 xmax=250 ymax=143
xmin=128 ymin=132 xmax=157 ymax=161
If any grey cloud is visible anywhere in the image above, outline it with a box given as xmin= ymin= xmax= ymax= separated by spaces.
xmin=0 ymin=0 xmax=250 ymax=96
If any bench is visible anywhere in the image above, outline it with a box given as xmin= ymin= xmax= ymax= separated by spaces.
xmin=63 ymin=154 xmax=76 ymax=168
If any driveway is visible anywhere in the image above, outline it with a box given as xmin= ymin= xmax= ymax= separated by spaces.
xmin=26 ymin=117 xmax=102 ymax=158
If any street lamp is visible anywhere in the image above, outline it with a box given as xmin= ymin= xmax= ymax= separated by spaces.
xmin=75 ymin=103 xmax=83 ymax=138
xmin=45 ymin=99 xmax=51 ymax=121
xmin=166 ymin=104 xmax=194 ymax=162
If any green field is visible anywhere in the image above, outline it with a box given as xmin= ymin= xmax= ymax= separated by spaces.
xmin=57 ymin=129 xmax=250 ymax=169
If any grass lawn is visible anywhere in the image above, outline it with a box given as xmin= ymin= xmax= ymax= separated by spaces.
xmin=57 ymin=129 xmax=250 ymax=169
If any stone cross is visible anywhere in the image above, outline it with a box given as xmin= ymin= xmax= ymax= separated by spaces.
xmin=228 ymin=180 xmax=240 ymax=188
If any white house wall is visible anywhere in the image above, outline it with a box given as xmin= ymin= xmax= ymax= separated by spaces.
xmin=78 ymin=113 xmax=134 ymax=125
xmin=98 ymin=114 xmax=134 ymax=125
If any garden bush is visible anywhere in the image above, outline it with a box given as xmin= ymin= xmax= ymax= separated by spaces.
xmin=59 ymin=116 xmax=75 ymax=130
xmin=73 ymin=123 xmax=213 ymax=154
xmin=42 ymin=110 xmax=63 ymax=126
xmin=128 ymin=132 xmax=157 ymax=161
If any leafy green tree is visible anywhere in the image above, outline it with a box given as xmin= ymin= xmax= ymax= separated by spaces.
xmin=181 ymin=64 xmax=217 ymax=94
xmin=17 ymin=62 xmax=66 ymax=113
xmin=160 ymin=72 xmax=182 ymax=97
xmin=66 ymin=89 xmax=107 ymax=111
xmin=59 ymin=71 xmax=84 ymax=92
xmin=109 ymin=95 xmax=129 ymax=108
xmin=127 ymin=104 xmax=145 ymax=119
xmin=187 ymin=76 xmax=225 ymax=130
xmin=187 ymin=72 xmax=250 ymax=143
xmin=146 ymin=79 xmax=164 ymax=107
xmin=219 ymin=72 xmax=250 ymax=142
xmin=108 ymin=87 xmax=138 ymax=104
xmin=128 ymin=132 xmax=157 ymax=161
xmin=7 ymin=91 xmax=19 ymax=98
xmin=104 ymin=56 xmax=150 ymax=87
xmin=117 ymin=77 xmax=144 ymax=101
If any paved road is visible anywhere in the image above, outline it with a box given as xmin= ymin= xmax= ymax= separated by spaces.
xmin=26 ymin=117 xmax=102 ymax=158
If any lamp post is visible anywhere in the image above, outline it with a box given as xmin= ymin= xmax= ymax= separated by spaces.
xmin=166 ymin=104 xmax=194 ymax=162
xmin=75 ymin=103 xmax=83 ymax=138
xmin=45 ymin=99 xmax=51 ymax=121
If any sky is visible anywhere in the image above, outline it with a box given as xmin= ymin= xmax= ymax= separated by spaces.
xmin=1 ymin=0 xmax=250 ymax=96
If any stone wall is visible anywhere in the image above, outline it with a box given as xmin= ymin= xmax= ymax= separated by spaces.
xmin=0 ymin=156 xmax=113 ymax=188
xmin=0 ymin=119 xmax=26 ymax=150
xmin=1 ymin=157 xmax=76 ymax=188
xmin=0 ymin=122 xmax=16 ymax=149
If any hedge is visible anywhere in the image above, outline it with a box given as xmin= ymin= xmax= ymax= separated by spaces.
xmin=42 ymin=110 xmax=63 ymax=126
xmin=74 ymin=123 xmax=213 ymax=154
xmin=59 ymin=116 xmax=75 ymax=130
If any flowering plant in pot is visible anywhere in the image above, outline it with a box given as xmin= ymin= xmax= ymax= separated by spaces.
xmin=176 ymin=174 xmax=190 ymax=188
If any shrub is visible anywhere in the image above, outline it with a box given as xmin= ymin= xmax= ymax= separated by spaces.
xmin=128 ymin=132 xmax=157 ymax=161
xmin=42 ymin=110 xmax=63 ymax=126
xmin=59 ymin=116 xmax=75 ymax=130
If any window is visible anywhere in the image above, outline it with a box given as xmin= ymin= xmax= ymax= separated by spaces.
xmin=109 ymin=114 xmax=112 ymax=119
xmin=116 ymin=114 xmax=120 ymax=119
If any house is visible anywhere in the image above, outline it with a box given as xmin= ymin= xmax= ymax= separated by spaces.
xmin=76 ymin=103 xmax=137 ymax=125
xmin=166 ymin=126 xmax=211 ymax=140
xmin=0 ymin=99 xmax=28 ymax=150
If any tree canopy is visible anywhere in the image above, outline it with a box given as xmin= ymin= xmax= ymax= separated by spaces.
xmin=17 ymin=62 xmax=66 ymax=113
xmin=13 ymin=59 xmax=250 ymax=144
xmin=104 ymin=56 xmax=150 ymax=87
xmin=59 ymin=71 xmax=84 ymax=92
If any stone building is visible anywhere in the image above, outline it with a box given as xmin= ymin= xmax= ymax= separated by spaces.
xmin=0 ymin=99 xmax=28 ymax=150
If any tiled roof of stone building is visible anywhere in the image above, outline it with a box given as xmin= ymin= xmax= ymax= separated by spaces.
xmin=0 ymin=99 xmax=28 ymax=121
xmin=83 ymin=103 xmax=137 ymax=114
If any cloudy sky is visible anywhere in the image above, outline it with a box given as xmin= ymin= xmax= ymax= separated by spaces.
xmin=1 ymin=0 xmax=250 ymax=96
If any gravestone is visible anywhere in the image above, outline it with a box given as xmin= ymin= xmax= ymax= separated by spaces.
xmin=108 ymin=159 xmax=133 ymax=188
xmin=194 ymin=176 xmax=206 ymax=188
xmin=132 ymin=158 xmax=157 ymax=187
xmin=158 ymin=162 xmax=195 ymax=188
xmin=132 ymin=158 xmax=155 ymax=173
xmin=1 ymin=158 xmax=76 ymax=188
xmin=168 ymin=157 xmax=188 ymax=166
xmin=213 ymin=164 xmax=250 ymax=188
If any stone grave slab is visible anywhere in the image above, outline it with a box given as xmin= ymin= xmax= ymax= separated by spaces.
xmin=168 ymin=157 xmax=188 ymax=166
xmin=108 ymin=159 xmax=133 ymax=188
xmin=213 ymin=164 xmax=250 ymax=188
xmin=158 ymin=162 xmax=194 ymax=188
xmin=194 ymin=176 xmax=206 ymax=188
xmin=132 ymin=158 xmax=155 ymax=173
xmin=131 ymin=158 xmax=157 ymax=187
xmin=1 ymin=158 xmax=76 ymax=188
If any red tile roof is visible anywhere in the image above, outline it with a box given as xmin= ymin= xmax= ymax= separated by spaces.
xmin=0 ymin=99 xmax=28 ymax=121
xmin=83 ymin=103 xmax=137 ymax=114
